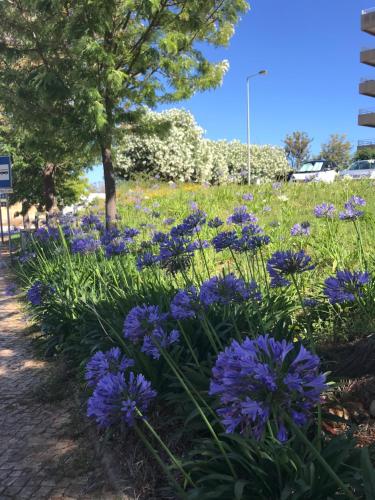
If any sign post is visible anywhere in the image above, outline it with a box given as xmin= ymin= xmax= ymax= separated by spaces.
xmin=0 ymin=156 xmax=13 ymax=256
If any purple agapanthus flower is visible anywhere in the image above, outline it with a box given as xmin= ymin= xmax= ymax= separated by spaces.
xmin=141 ymin=327 xmax=180 ymax=360
xmin=267 ymin=250 xmax=314 ymax=287
xmin=105 ymin=238 xmax=129 ymax=258
xmin=71 ymin=235 xmax=101 ymax=255
xmin=152 ymin=231 xmax=169 ymax=244
xmin=170 ymin=286 xmax=200 ymax=320
xmin=123 ymin=227 xmax=140 ymax=239
xmin=163 ymin=217 xmax=175 ymax=226
xmin=208 ymin=217 xmax=224 ymax=229
xmin=81 ymin=214 xmax=104 ymax=231
xmin=211 ymin=231 xmax=238 ymax=252
xmin=339 ymin=205 xmax=364 ymax=221
xmin=232 ymin=224 xmax=270 ymax=253
xmin=85 ymin=348 xmax=135 ymax=388
xmin=349 ymin=195 xmax=366 ymax=207
xmin=303 ymin=298 xmax=318 ymax=308
xmin=5 ymin=283 xmax=18 ymax=296
xmin=158 ymin=235 xmax=197 ymax=273
xmin=242 ymin=193 xmax=254 ymax=201
xmin=199 ymin=274 xmax=257 ymax=306
xmin=101 ymin=227 xmax=121 ymax=245
xmin=27 ymin=281 xmax=54 ymax=306
xmin=314 ymin=203 xmax=336 ymax=219
xmin=290 ymin=222 xmax=311 ymax=236
xmin=209 ymin=335 xmax=326 ymax=441
xmin=19 ymin=252 xmax=36 ymax=264
xmin=87 ymin=371 xmax=156 ymax=428
xmin=324 ymin=270 xmax=370 ymax=304
xmin=227 ymin=206 xmax=258 ymax=226
xmin=34 ymin=226 xmax=59 ymax=242
xmin=136 ymin=251 xmax=159 ymax=271
xmin=123 ymin=305 xmax=168 ymax=343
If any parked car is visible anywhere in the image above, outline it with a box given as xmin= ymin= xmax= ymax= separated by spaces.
xmin=339 ymin=159 xmax=375 ymax=180
xmin=290 ymin=160 xmax=338 ymax=183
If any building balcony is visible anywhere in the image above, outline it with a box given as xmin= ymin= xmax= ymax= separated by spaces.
xmin=359 ymin=78 xmax=375 ymax=96
xmin=361 ymin=47 xmax=375 ymax=66
xmin=358 ymin=109 xmax=375 ymax=127
xmin=362 ymin=8 xmax=375 ymax=35
xmin=358 ymin=139 xmax=375 ymax=150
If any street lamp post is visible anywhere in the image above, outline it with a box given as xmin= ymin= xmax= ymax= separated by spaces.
xmin=246 ymin=70 xmax=268 ymax=185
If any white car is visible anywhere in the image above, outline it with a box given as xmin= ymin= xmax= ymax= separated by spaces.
xmin=290 ymin=160 xmax=338 ymax=183
xmin=339 ymin=160 xmax=375 ymax=180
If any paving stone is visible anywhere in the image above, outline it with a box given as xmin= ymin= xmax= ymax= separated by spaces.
xmin=0 ymin=249 xmax=120 ymax=499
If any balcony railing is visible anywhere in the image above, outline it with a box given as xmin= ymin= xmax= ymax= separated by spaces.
xmin=362 ymin=7 xmax=375 ymax=14
xmin=358 ymin=139 xmax=375 ymax=146
xmin=359 ymin=108 xmax=375 ymax=115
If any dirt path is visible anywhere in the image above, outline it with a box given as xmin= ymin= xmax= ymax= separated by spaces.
xmin=0 ymin=250 xmax=120 ymax=500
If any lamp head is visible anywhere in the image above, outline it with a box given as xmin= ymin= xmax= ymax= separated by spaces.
xmin=259 ymin=70 xmax=268 ymax=76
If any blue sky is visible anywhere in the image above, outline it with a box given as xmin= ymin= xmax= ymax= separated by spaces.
xmin=88 ymin=0 xmax=372 ymax=183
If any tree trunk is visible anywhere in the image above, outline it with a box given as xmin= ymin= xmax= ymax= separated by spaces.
xmin=101 ymin=144 xmax=117 ymax=228
xmin=21 ymin=200 xmax=31 ymax=229
xmin=43 ymin=163 xmax=58 ymax=216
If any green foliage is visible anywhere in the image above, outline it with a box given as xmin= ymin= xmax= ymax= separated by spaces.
xmin=353 ymin=147 xmax=375 ymax=161
xmin=116 ymin=108 xmax=290 ymax=183
xmin=320 ymin=134 xmax=352 ymax=169
xmin=284 ymin=131 xmax=313 ymax=169
xmin=0 ymin=0 xmax=249 ymax=223
xmin=16 ymin=179 xmax=375 ymax=498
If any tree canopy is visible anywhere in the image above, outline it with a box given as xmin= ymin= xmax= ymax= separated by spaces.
xmin=0 ymin=0 xmax=249 ymax=226
xmin=284 ymin=131 xmax=312 ymax=170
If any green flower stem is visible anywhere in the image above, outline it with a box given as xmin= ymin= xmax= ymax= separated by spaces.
xmin=284 ymin=414 xmax=356 ymax=500
xmin=134 ymin=424 xmax=190 ymax=496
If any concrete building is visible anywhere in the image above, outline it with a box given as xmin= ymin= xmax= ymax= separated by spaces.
xmin=359 ymin=8 xmax=375 ymax=140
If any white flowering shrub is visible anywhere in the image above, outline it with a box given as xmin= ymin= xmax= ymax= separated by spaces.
xmin=116 ymin=109 xmax=290 ymax=184
xmin=116 ymin=109 xmax=210 ymax=182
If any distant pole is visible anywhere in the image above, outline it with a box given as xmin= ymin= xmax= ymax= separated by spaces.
xmin=246 ymin=77 xmax=251 ymax=186
xmin=246 ymin=70 xmax=268 ymax=185
xmin=0 ymin=198 xmax=4 ymax=244
xmin=6 ymin=194 xmax=11 ymax=257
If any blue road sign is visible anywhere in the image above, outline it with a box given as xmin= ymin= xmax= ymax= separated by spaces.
xmin=0 ymin=156 xmax=12 ymax=189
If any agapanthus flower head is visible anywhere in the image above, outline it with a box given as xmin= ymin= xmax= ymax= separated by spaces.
xmin=158 ymin=235 xmax=197 ymax=274
xmin=208 ymin=217 xmax=224 ymax=229
xmin=163 ymin=217 xmax=175 ymax=226
xmin=348 ymin=195 xmax=366 ymax=207
xmin=302 ymin=298 xmax=318 ymax=307
xmin=232 ymin=226 xmax=270 ymax=253
xmin=227 ymin=206 xmax=258 ymax=226
xmin=242 ymin=193 xmax=254 ymax=201
xmin=189 ymin=201 xmax=199 ymax=211
xmin=209 ymin=335 xmax=326 ymax=441
xmin=182 ymin=209 xmax=207 ymax=234
xmin=211 ymin=231 xmax=238 ymax=252
xmin=105 ymin=238 xmax=129 ymax=258
xmin=267 ymin=250 xmax=314 ymax=287
xmin=141 ymin=327 xmax=180 ymax=360
xmin=262 ymin=206 xmax=272 ymax=213
xmin=27 ymin=280 xmax=54 ymax=306
xmin=136 ymin=251 xmax=159 ymax=271
xmin=71 ymin=235 xmax=101 ymax=255
xmin=170 ymin=286 xmax=200 ymax=320
xmin=87 ymin=371 xmax=156 ymax=428
xmin=85 ymin=348 xmax=135 ymax=388
xmin=81 ymin=214 xmax=104 ymax=231
xmin=101 ymin=227 xmax=121 ymax=245
xmin=19 ymin=252 xmax=36 ymax=264
xmin=123 ymin=227 xmax=140 ymax=239
xmin=123 ymin=304 xmax=168 ymax=343
xmin=339 ymin=205 xmax=364 ymax=221
xmin=314 ymin=203 xmax=336 ymax=219
xmin=324 ymin=270 xmax=370 ymax=304
xmin=5 ymin=283 xmax=18 ymax=296
xmin=199 ymin=274 xmax=256 ymax=306
xmin=290 ymin=222 xmax=311 ymax=236
xmin=34 ymin=227 xmax=59 ymax=242
xmin=152 ymin=231 xmax=169 ymax=244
